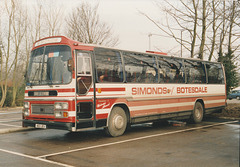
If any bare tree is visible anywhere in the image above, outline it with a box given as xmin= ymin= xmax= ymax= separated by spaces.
xmin=227 ymin=1 xmax=238 ymax=54
xmin=66 ymin=2 xmax=119 ymax=47
xmin=42 ymin=2 xmax=64 ymax=36
xmin=0 ymin=0 xmax=28 ymax=107
xmin=0 ymin=0 xmax=15 ymax=107
xmin=198 ymin=0 xmax=207 ymax=60
xmin=141 ymin=0 xmax=200 ymax=58
xmin=11 ymin=0 xmax=27 ymax=106
xmin=218 ymin=0 xmax=227 ymax=62
xmin=141 ymin=0 xmax=239 ymax=64
xmin=208 ymin=0 xmax=221 ymax=61
xmin=27 ymin=0 xmax=63 ymax=41
xmin=31 ymin=1 xmax=43 ymax=42
xmin=191 ymin=0 xmax=199 ymax=58
xmin=218 ymin=1 xmax=240 ymax=60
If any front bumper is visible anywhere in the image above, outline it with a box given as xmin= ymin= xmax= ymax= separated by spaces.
xmin=22 ymin=119 xmax=74 ymax=131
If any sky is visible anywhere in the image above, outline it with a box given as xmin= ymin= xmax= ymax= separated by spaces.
xmin=23 ymin=0 xmax=179 ymax=56
xmin=94 ymin=0 xmax=178 ymax=53
xmin=2 ymin=0 xmax=239 ymax=61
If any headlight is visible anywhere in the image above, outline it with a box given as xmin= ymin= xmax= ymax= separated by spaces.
xmin=54 ymin=102 xmax=68 ymax=110
xmin=23 ymin=109 xmax=29 ymax=116
xmin=24 ymin=102 xmax=30 ymax=109
xmin=54 ymin=111 xmax=68 ymax=118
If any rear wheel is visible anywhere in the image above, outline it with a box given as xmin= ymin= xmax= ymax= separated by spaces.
xmin=190 ymin=102 xmax=204 ymax=123
xmin=237 ymin=96 xmax=240 ymax=100
xmin=105 ymin=107 xmax=127 ymax=137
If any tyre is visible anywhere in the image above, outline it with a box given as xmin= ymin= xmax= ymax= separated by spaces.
xmin=190 ymin=102 xmax=204 ymax=124
xmin=105 ymin=107 xmax=127 ymax=137
xmin=237 ymin=96 xmax=240 ymax=100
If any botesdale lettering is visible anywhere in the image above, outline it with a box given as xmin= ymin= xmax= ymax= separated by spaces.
xmin=177 ymin=87 xmax=207 ymax=94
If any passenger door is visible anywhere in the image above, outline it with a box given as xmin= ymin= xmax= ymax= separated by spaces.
xmin=76 ymin=51 xmax=95 ymax=121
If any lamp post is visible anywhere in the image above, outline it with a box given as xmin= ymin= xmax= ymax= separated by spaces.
xmin=148 ymin=33 xmax=152 ymax=50
xmin=180 ymin=29 xmax=186 ymax=58
xmin=148 ymin=33 xmax=162 ymax=51
xmin=181 ymin=30 xmax=183 ymax=57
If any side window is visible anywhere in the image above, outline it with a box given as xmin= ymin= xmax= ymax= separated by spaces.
xmin=158 ymin=57 xmax=185 ymax=83
xmin=76 ymin=52 xmax=92 ymax=94
xmin=95 ymin=48 xmax=123 ymax=83
xmin=184 ymin=60 xmax=206 ymax=84
xmin=77 ymin=56 xmax=91 ymax=75
xmin=123 ymin=52 xmax=158 ymax=83
xmin=205 ymin=63 xmax=225 ymax=84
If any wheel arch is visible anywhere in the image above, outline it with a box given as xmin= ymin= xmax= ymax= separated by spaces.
xmin=189 ymin=98 xmax=205 ymax=124
xmin=194 ymin=99 xmax=205 ymax=114
xmin=106 ymin=103 xmax=130 ymax=127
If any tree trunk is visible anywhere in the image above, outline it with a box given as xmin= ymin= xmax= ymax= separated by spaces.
xmin=191 ymin=0 xmax=198 ymax=58
xmin=218 ymin=1 xmax=226 ymax=63
xmin=198 ymin=0 xmax=206 ymax=60
xmin=208 ymin=0 xmax=218 ymax=61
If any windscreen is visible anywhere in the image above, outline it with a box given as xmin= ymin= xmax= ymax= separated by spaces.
xmin=26 ymin=45 xmax=72 ymax=86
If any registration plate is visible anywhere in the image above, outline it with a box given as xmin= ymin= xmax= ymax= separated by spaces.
xmin=34 ymin=91 xmax=49 ymax=96
xmin=35 ymin=124 xmax=47 ymax=129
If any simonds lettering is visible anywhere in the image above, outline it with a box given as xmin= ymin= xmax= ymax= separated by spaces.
xmin=132 ymin=87 xmax=168 ymax=95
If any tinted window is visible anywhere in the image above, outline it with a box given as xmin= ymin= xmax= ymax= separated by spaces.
xmin=184 ymin=60 xmax=206 ymax=84
xmin=205 ymin=63 xmax=225 ymax=84
xmin=158 ymin=57 xmax=185 ymax=83
xmin=123 ymin=52 xmax=158 ymax=83
xmin=95 ymin=48 xmax=123 ymax=82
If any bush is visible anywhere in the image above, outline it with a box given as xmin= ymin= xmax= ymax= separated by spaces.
xmin=4 ymin=87 xmax=13 ymax=107
xmin=0 ymin=84 xmax=25 ymax=107
xmin=16 ymin=85 xmax=25 ymax=106
xmin=212 ymin=103 xmax=240 ymax=118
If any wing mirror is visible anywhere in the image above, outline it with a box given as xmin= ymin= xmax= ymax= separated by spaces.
xmin=68 ymin=59 xmax=74 ymax=72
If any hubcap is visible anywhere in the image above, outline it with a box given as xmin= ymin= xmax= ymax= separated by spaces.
xmin=113 ymin=115 xmax=124 ymax=130
xmin=195 ymin=108 xmax=201 ymax=119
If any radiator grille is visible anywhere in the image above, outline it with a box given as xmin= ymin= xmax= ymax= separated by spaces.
xmin=31 ymin=104 xmax=54 ymax=115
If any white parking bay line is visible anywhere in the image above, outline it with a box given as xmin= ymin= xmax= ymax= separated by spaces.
xmin=0 ymin=112 xmax=22 ymax=115
xmin=39 ymin=120 xmax=239 ymax=159
xmin=0 ymin=123 xmax=22 ymax=128
xmin=0 ymin=118 xmax=21 ymax=121
xmin=0 ymin=148 xmax=74 ymax=167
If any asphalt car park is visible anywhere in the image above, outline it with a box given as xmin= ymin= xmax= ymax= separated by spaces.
xmin=0 ymin=107 xmax=239 ymax=167
xmin=0 ymin=109 xmax=23 ymax=133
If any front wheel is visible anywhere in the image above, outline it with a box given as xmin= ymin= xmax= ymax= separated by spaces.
xmin=190 ymin=102 xmax=204 ymax=124
xmin=237 ymin=96 xmax=240 ymax=100
xmin=105 ymin=107 xmax=127 ymax=137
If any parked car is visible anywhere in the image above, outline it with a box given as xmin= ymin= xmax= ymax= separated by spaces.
xmin=228 ymin=90 xmax=240 ymax=100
